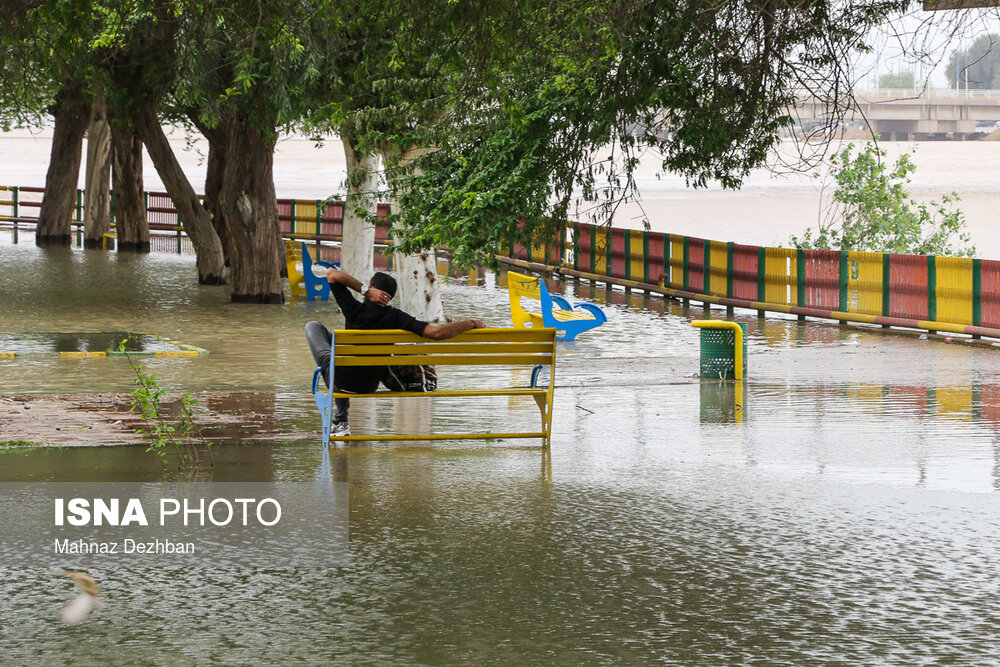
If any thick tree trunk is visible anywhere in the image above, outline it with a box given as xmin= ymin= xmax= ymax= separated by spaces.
xmin=341 ymin=132 xmax=379 ymax=280
xmin=83 ymin=93 xmax=112 ymax=248
xmin=36 ymin=84 xmax=91 ymax=246
xmin=134 ymin=102 xmax=225 ymax=284
xmin=217 ymin=112 xmax=284 ymax=303
xmin=188 ymin=111 xmax=229 ymax=263
xmin=110 ymin=122 xmax=149 ymax=252
xmin=384 ymin=147 xmax=444 ymax=323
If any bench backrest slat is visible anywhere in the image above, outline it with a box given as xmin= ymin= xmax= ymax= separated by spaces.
xmin=332 ymin=328 xmax=556 ymax=368
xmin=336 ymin=342 xmax=555 ymax=356
xmin=334 ymin=328 xmax=554 ymax=344
xmin=336 ymin=353 xmax=553 ymax=367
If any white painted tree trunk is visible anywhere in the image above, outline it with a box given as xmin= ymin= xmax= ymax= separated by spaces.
xmin=384 ymin=146 xmax=444 ymax=324
xmin=84 ymin=93 xmax=112 ymax=247
xmin=341 ymin=134 xmax=379 ymax=280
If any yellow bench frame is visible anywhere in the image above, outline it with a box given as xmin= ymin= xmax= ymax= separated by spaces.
xmin=311 ymin=328 xmax=557 ymax=448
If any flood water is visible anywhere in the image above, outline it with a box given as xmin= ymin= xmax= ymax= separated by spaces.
xmin=3 ymin=230 xmax=1000 ymax=663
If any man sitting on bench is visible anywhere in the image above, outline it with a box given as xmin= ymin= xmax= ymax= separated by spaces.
xmin=305 ymin=268 xmax=486 ymax=437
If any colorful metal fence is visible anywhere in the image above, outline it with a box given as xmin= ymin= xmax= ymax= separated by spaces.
xmin=0 ymin=186 xmax=394 ymax=247
xmin=3 ymin=184 xmax=999 ymax=339
xmin=504 ymin=220 xmax=1000 ymax=340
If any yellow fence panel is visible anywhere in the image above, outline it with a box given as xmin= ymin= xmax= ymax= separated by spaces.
xmin=935 ymin=257 xmax=973 ymax=326
xmin=629 ymin=232 xmax=645 ymax=281
xmin=708 ymin=240 xmax=728 ymax=297
xmin=293 ymin=199 xmax=319 ymax=237
xmin=764 ymin=247 xmax=796 ymax=305
xmin=668 ymin=235 xmax=684 ymax=289
xmin=847 ymin=251 xmax=883 ymax=316
xmin=593 ymin=226 xmax=609 ymax=276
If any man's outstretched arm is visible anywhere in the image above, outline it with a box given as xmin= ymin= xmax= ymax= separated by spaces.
xmin=421 ymin=319 xmax=486 ymax=340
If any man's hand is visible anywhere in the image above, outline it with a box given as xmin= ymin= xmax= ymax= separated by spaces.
xmin=365 ymin=286 xmax=391 ymax=306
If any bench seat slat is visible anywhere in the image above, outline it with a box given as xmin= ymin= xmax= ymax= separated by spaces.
xmin=335 ymin=342 xmax=556 ymax=356
xmin=328 ymin=388 xmax=547 ymax=398
xmin=330 ymin=432 xmax=547 ymax=442
xmin=529 ymin=309 xmax=597 ymax=322
xmin=335 ymin=328 xmax=556 ymax=344
xmin=335 ymin=353 xmax=552 ymax=367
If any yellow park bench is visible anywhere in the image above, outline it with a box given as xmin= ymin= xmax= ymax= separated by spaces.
xmin=507 ymin=271 xmax=607 ymax=341
xmin=286 ymin=240 xmax=339 ymax=300
xmin=311 ymin=328 xmax=557 ymax=448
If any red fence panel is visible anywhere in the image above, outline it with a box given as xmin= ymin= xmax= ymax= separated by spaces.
xmin=319 ymin=201 xmax=344 ymax=237
xmin=575 ymin=222 xmax=594 ymax=272
xmin=687 ymin=237 xmax=705 ymax=293
xmin=732 ymin=244 xmax=758 ymax=300
xmin=646 ymin=232 xmax=666 ymax=283
xmin=374 ymin=203 xmax=392 ymax=244
xmin=888 ymin=253 xmax=929 ymax=320
xmin=146 ymin=192 xmax=179 ymax=229
xmin=802 ymin=249 xmax=840 ymax=310
xmin=609 ymin=228 xmax=627 ymax=279
xmin=980 ymin=259 xmax=1000 ymax=328
xmin=277 ymin=200 xmax=293 ymax=234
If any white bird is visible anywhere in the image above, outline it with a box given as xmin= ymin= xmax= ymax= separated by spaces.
xmin=57 ymin=570 xmax=100 ymax=625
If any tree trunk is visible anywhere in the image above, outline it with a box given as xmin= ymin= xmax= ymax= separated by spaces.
xmin=134 ymin=102 xmax=225 ymax=284
xmin=341 ymin=132 xmax=379 ymax=280
xmin=384 ymin=146 xmax=444 ymax=323
xmin=110 ymin=122 xmax=149 ymax=252
xmin=36 ymin=84 xmax=91 ymax=246
xmin=83 ymin=93 xmax=112 ymax=248
xmin=187 ymin=110 xmax=229 ymax=263
xmin=217 ymin=112 xmax=284 ymax=303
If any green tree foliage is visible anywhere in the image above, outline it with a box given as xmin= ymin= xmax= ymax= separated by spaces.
xmin=878 ymin=71 xmax=916 ymax=88
xmin=387 ymin=0 xmax=914 ymax=267
xmin=791 ymin=143 xmax=975 ymax=257
xmin=947 ymin=33 xmax=1000 ymax=89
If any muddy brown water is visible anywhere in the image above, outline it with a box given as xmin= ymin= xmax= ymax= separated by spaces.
xmin=3 ymin=232 xmax=1000 ymax=663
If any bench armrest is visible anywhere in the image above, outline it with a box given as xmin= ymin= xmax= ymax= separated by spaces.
xmin=574 ymin=302 xmax=607 ymax=323
xmin=311 ymin=366 xmax=324 ymax=394
xmin=314 ymin=261 xmax=339 ymax=269
xmin=549 ymin=295 xmax=573 ymax=311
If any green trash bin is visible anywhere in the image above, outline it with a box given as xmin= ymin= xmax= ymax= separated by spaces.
xmin=699 ymin=322 xmax=747 ymax=380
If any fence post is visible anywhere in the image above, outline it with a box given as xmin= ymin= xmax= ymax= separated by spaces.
xmin=881 ymin=253 xmax=891 ymax=321
xmin=756 ymin=246 xmax=766 ymax=312
xmin=663 ymin=234 xmax=671 ymax=288
xmin=796 ymin=249 xmax=806 ymax=318
xmin=702 ymin=239 xmax=710 ymax=297
xmin=973 ymin=258 xmax=982 ymax=337
xmin=624 ymin=229 xmax=632 ymax=282
xmin=927 ymin=255 xmax=937 ymax=323
xmin=838 ymin=250 xmax=848 ymax=312
xmin=605 ymin=228 xmax=613 ymax=279
xmin=289 ymin=199 xmax=297 ymax=235
xmin=682 ymin=236 xmax=690 ymax=292
xmin=643 ymin=231 xmax=651 ymax=286
xmin=726 ymin=241 xmax=735 ymax=314
xmin=12 ymin=186 xmax=18 ymax=218
xmin=572 ymin=224 xmax=580 ymax=272
xmin=589 ymin=225 xmax=597 ymax=275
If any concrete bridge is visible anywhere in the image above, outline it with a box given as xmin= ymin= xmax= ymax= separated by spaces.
xmin=795 ymin=88 xmax=1000 ymax=140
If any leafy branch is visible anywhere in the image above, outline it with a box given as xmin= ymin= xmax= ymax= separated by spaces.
xmin=791 ymin=142 xmax=976 ymax=258
xmin=118 ymin=339 xmax=213 ymax=470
